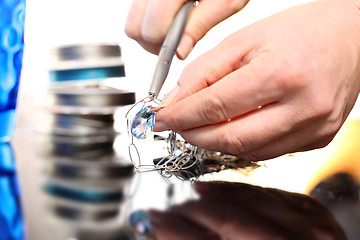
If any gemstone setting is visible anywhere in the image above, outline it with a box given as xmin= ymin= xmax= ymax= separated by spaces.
xmin=130 ymin=105 xmax=155 ymax=139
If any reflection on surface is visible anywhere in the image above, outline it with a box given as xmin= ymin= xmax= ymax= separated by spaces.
xmin=311 ymin=173 xmax=360 ymax=240
xmin=33 ymin=43 xmax=138 ymax=239
xmin=147 ymin=181 xmax=346 ymax=240
xmin=12 ymin=115 xmax=360 ymax=240
xmin=153 ymin=151 xmax=260 ymax=181
xmin=40 ymin=122 xmax=135 ymax=239
xmin=0 ymin=143 xmax=25 ymax=240
xmin=12 ymin=40 xmax=360 ymax=239
xmin=12 ymin=123 xmax=360 ymax=240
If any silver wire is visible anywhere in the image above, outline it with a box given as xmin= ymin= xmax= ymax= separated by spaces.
xmin=125 ymin=94 xmax=200 ymax=182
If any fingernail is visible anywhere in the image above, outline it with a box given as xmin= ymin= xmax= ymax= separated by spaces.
xmin=161 ymin=85 xmax=180 ymax=106
xmin=176 ymin=34 xmax=194 ymax=60
xmin=153 ymin=121 xmax=168 ymax=132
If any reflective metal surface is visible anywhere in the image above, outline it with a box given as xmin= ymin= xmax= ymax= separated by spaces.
xmin=0 ymin=143 xmax=25 ymax=240
xmin=11 ymin=111 xmax=360 ymax=240
xmin=47 ymin=85 xmax=136 ymax=109
xmin=13 ymin=123 xmax=136 ymax=240
xmin=51 ymin=44 xmax=122 ymax=62
xmin=10 ymin=42 xmax=360 ymax=240
xmin=49 ymin=44 xmax=125 ymax=83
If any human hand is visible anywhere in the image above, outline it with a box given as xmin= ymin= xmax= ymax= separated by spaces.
xmin=148 ymin=181 xmax=346 ymax=240
xmin=153 ymin=0 xmax=360 ymax=161
xmin=125 ymin=0 xmax=250 ymax=59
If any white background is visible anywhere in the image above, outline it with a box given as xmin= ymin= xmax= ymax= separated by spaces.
xmin=21 ymin=0 xmax=317 ymax=101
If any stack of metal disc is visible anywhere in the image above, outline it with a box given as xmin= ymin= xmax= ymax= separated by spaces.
xmin=44 ymin=84 xmax=135 ymax=137
xmin=43 ymin=43 xmax=135 ymax=152
xmin=41 ymin=43 xmax=135 ymax=226
xmin=49 ymin=43 xmax=125 ymax=83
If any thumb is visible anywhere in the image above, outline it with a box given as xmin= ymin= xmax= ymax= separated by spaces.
xmin=176 ymin=0 xmax=250 ymax=59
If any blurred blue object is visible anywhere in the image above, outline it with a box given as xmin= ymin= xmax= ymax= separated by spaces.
xmin=129 ymin=210 xmax=153 ymax=237
xmin=0 ymin=0 xmax=26 ymax=142
xmin=0 ymin=143 xmax=25 ymax=240
xmin=49 ymin=65 xmax=125 ymax=82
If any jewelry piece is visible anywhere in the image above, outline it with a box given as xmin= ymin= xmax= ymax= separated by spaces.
xmin=126 ymin=94 xmax=162 ymax=140
xmin=154 ymin=132 xmax=198 ymax=172
xmin=126 ymin=96 xmax=200 ymax=175
xmin=152 ymin=133 xmax=261 ymax=181
xmin=126 ymin=94 xmax=165 ymax=169
xmin=125 ymin=92 xmax=261 ymax=178
xmin=130 ymin=105 xmax=156 ymax=139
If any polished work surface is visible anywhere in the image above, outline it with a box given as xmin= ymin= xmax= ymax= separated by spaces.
xmin=11 ymin=91 xmax=197 ymax=240
xmin=8 ymin=100 xmax=360 ymax=239
xmin=12 ymin=122 xmax=151 ymax=240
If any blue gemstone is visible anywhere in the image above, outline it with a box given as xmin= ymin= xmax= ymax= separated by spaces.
xmin=129 ymin=210 xmax=153 ymax=236
xmin=131 ymin=105 xmax=155 ymax=139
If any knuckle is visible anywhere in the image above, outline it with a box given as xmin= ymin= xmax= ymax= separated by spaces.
xmin=302 ymin=120 xmax=342 ymax=152
xmin=319 ymin=123 xmax=342 ymax=145
xmin=180 ymin=64 xmax=197 ymax=82
xmin=313 ymin=139 xmax=332 ymax=149
xmin=125 ymin=25 xmax=164 ymax=44
xmin=272 ymin=52 xmax=313 ymax=91
xmin=162 ymin=111 xmax=183 ymax=131
xmin=141 ymin=26 xmax=164 ymax=44
xmin=302 ymin=135 xmax=335 ymax=151
xmin=220 ymin=131 xmax=248 ymax=156
xmin=199 ymin=96 xmax=229 ymax=123
xmin=238 ymin=152 xmax=261 ymax=162
xmin=311 ymin=95 xmax=334 ymax=119
xmin=124 ymin=23 xmax=140 ymax=40
xmin=277 ymin=68 xmax=306 ymax=91
xmin=223 ymin=0 xmax=249 ymax=11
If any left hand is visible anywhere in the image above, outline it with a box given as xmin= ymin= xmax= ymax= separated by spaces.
xmin=125 ymin=0 xmax=250 ymax=59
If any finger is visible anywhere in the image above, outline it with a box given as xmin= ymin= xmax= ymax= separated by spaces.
xmin=194 ymin=181 xmax=283 ymax=206
xmin=125 ymin=0 xmax=188 ymax=54
xmin=155 ymin=58 xmax=283 ymax=132
xmin=169 ymin=28 xmax=259 ymax=104
xmin=155 ymin=29 xmax=276 ymax=131
xmin=169 ymin=199 xmax=276 ymax=240
xmin=194 ymin=181 xmax=320 ymax=214
xmin=241 ymin=116 xmax=339 ymax=161
xmin=148 ymin=209 xmax=221 ymax=240
xmin=168 ymin=190 xmax=324 ymax=240
xmin=178 ymin=96 xmax=340 ymax=161
xmin=141 ymin=0 xmax=187 ymax=44
xmin=194 ymin=181 xmax=337 ymax=233
xmin=125 ymin=0 xmax=164 ymax=54
xmin=177 ymin=103 xmax=298 ymax=160
xmin=125 ymin=0 xmax=149 ymax=41
xmin=194 ymin=181 xmax=269 ymax=199
xmin=177 ymin=0 xmax=250 ymax=59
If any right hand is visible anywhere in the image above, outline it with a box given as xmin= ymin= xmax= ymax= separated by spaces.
xmin=153 ymin=0 xmax=360 ymax=161
xmin=124 ymin=0 xmax=250 ymax=59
